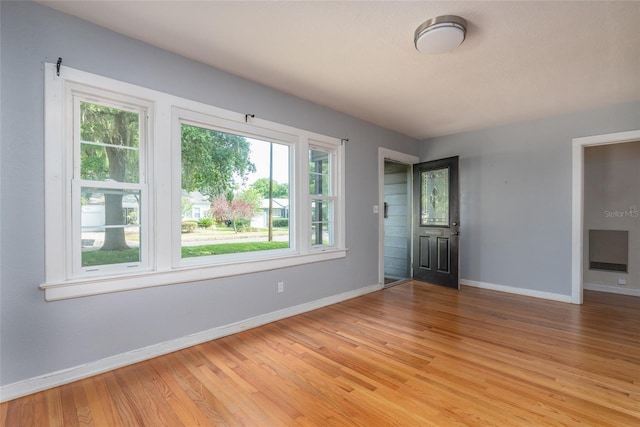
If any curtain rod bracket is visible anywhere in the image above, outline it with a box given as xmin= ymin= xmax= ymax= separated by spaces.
xmin=56 ymin=57 xmax=62 ymax=76
xmin=341 ymin=138 xmax=349 ymax=145
xmin=245 ymin=114 xmax=255 ymax=123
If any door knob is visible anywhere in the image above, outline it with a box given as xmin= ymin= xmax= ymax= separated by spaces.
xmin=451 ymin=231 xmax=460 ymax=236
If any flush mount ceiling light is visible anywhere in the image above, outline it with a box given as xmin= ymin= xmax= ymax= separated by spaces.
xmin=414 ymin=15 xmax=467 ymax=54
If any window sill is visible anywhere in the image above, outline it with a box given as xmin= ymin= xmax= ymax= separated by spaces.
xmin=40 ymin=249 xmax=348 ymax=301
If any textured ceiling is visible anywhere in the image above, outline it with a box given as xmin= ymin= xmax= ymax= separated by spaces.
xmin=39 ymin=1 xmax=640 ymax=139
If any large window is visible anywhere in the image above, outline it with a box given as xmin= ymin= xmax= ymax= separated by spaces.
xmin=179 ymin=119 xmax=291 ymax=263
xmin=43 ymin=64 xmax=345 ymax=300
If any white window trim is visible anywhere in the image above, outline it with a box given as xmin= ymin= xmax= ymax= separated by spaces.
xmin=70 ymin=89 xmax=153 ymax=279
xmin=41 ymin=64 xmax=346 ymax=301
xmin=170 ymin=107 xmax=300 ymax=269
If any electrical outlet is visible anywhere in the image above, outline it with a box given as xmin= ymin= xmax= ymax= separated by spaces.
xmin=277 ymin=281 xmax=284 ymax=293
xmin=618 ymin=277 xmax=627 ymax=286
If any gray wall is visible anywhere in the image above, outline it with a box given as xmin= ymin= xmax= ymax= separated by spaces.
xmin=0 ymin=1 xmax=417 ymax=386
xmin=420 ymin=101 xmax=640 ymax=296
xmin=584 ymin=142 xmax=640 ymax=290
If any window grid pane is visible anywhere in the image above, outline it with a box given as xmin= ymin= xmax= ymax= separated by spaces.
xmin=79 ymin=101 xmax=140 ymax=184
xmin=80 ymin=187 xmax=142 ymax=267
xmin=309 ymin=150 xmax=331 ymax=196
xmin=310 ymin=199 xmax=334 ymax=247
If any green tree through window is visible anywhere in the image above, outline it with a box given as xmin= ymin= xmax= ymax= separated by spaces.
xmin=80 ymin=102 xmax=140 ymax=254
xmin=180 ymin=124 xmax=255 ymax=200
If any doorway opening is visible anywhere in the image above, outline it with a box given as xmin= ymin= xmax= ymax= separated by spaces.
xmin=583 ymin=140 xmax=640 ymax=297
xmin=572 ymin=130 xmax=640 ymax=303
xmin=378 ymin=148 xmax=419 ymax=287
xmin=383 ymin=160 xmax=412 ymax=285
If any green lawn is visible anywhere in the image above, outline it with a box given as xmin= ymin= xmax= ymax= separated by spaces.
xmin=182 ymin=241 xmax=289 ymax=258
xmin=82 ymin=241 xmax=289 ymax=267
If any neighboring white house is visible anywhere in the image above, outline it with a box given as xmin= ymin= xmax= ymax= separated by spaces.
xmin=251 ymin=198 xmax=289 ymax=228
xmin=182 ymin=190 xmax=211 ymax=220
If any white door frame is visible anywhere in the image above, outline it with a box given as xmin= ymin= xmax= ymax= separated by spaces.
xmin=571 ymin=129 xmax=640 ymax=304
xmin=378 ymin=148 xmax=420 ymax=286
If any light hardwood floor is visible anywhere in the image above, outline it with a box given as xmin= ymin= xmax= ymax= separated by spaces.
xmin=2 ymin=281 xmax=639 ymax=426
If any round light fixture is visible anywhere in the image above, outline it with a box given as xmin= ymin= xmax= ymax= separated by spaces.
xmin=414 ymin=15 xmax=467 ymax=54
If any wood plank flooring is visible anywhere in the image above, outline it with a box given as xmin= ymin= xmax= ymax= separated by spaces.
xmin=2 ymin=281 xmax=640 ymax=426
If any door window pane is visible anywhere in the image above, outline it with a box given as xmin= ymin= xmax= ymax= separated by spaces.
xmin=420 ymin=168 xmax=449 ymax=226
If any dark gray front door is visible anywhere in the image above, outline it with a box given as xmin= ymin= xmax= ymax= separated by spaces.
xmin=412 ymin=156 xmax=460 ymax=289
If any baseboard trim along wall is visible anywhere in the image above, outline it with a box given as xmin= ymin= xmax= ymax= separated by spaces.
xmin=584 ymin=282 xmax=640 ymax=297
xmin=460 ymin=279 xmax=574 ymax=303
xmin=0 ymin=283 xmax=383 ymax=402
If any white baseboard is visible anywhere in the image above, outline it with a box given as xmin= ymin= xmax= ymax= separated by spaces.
xmin=460 ymin=279 xmax=574 ymax=303
xmin=0 ymin=283 xmax=383 ymax=403
xmin=584 ymin=283 xmax=640 ymax=297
